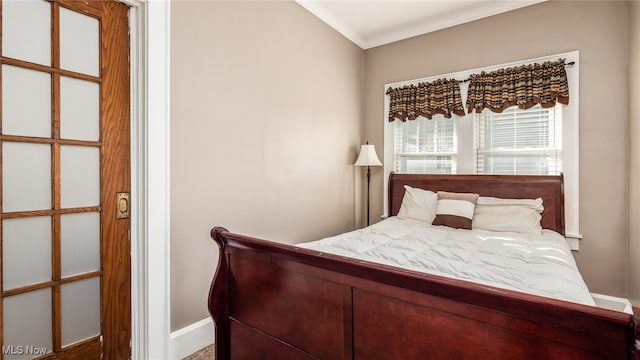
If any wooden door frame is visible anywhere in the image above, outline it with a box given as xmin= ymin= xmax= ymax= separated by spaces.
xmin=123 ymin=1 xmax=171 ymax=359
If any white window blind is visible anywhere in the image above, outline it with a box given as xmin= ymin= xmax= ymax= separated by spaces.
xmin=476 ymin=104 xmax=562 ymax=175
xmin=394 ymin=116 xmax=456 ymax=174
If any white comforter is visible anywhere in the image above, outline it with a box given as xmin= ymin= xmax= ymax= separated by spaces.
xmin=297 ymin=217 xmax=595 ymax=306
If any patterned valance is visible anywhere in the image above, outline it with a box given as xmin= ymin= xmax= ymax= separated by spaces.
xmin=466 ymin=58 xmax=569 ymax=114
xmin=386 ymin=78 xmax=465 ymax=122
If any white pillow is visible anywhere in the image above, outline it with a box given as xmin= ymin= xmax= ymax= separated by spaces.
xmin=397 ymin=185 xmax=438 ymax=223
xmin=472 ymin=205 xmax=542 ymax=235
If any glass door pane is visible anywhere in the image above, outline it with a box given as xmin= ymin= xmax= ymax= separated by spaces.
xmin=2 ymin=217 xmax=52 ymax=291
xmin=61 ymin=213 xmax=100 ymax=277
xmin=2 ymin=142 xmax=52 ymax=212
xmin=59 ymin=7 xmax=99 ymax=76
xmin=1 ymin=0 xmax=51 ymax=65
xmin=60 ymin=145 xmax=100 ymax=208
xmin=1 ymin=65 xmax=52 ymax=138
xmin=61 ymin=278 xmax=101 ymax=347
xmin=3 ymin=289 xmax=53 ymax=359
xmin=60 ymin=76 xmax=100 ymax=141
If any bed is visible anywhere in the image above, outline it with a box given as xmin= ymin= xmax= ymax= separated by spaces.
xmin=208 ymin=173 xmax=639 ymax=359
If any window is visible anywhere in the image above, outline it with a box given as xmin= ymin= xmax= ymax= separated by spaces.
xmin=392 ymin=103 xmax=562 ymax=176
xmin=476 ymin=104 xmax=562 ymax=175
xmin=383 ymin=51 xmax=581 ymax=246
xmin=394 ymin=117 xmax=456 ymax=174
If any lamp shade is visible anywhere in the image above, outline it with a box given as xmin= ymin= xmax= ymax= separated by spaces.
xmin=354 ymin=144 xmax=382 ymax=167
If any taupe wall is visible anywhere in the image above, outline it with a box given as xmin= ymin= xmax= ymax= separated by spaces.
xmin=170 ymin=0 xmax=363 ymax=330
xmin=363 ymin=1 xmax=631 ymax=297
xmin=629 ymin=1 xmax=640 ymax=305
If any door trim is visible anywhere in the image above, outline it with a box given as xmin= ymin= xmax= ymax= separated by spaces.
xmin=123 ymin=1 xmax=171 ymax=359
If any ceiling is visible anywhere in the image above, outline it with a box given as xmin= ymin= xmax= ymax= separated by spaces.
xmin=295 ymin=0 xmax=547 ymax=49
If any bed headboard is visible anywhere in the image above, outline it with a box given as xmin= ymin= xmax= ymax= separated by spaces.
xmin=388 ymin=173 xmax=565 ymax=235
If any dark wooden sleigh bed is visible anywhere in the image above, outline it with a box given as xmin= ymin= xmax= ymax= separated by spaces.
xmin=208 ymin=173 xmax=639 ymax=359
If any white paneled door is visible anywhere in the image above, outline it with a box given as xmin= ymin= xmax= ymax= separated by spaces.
xmin=0 ymin=1 xmax=131 ymax=359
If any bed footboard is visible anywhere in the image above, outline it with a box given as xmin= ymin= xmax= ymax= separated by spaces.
xmin=208 ymin=227 xmax=637 ymax=360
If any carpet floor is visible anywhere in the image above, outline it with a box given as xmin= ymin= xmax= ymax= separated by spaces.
xmin=183 ymin=344 xmax=214 ymax=360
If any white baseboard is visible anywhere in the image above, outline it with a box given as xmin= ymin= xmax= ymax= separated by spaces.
xmin=169 ymin=318 xmax=214 ymax=360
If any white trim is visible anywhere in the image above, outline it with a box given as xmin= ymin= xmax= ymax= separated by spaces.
xmin=590 ymin=293 xmax=633 ymax=314
xmin=128 ymin=3 xmax=145 ymax=358
xmin=362 ymin=1 xmax=546 ymax=49
xmin=169 ymin=318 xmax=214 ymax=360
xmin=144 ymin=2 xmax=172 ymax=359
xmin=125 ymin=0 xmax=171 ymax=359
xmin=562 ymin=52 xmax=581 ymax=248
xmin=383 ymin=52 xmax=580 ymax=247
xmin=295 ymin=0 xmax=366 ymax=49
xmin=294 ymin=0 xmax=546 ymax=49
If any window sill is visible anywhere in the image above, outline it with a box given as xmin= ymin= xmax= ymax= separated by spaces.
xmin=566 ymin=232 xmax=582 ymax=251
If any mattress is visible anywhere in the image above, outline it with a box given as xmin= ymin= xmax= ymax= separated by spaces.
xmin=297 ymin=216 xmax=595 ymax=306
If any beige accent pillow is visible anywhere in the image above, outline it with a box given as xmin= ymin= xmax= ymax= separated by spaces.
xmin=397 ymin=186 xmax=438 ymax=223
xmin=477 ymin=196 xmax=544 ymax=213
xmin=473 ymin=205 xmax=543 ymax=235
xmin=432 ymin=191 xmax=479 ymax=229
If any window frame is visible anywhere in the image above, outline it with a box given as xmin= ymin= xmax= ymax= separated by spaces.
xmin=382 ymin=51 xmax=581 ymax=248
